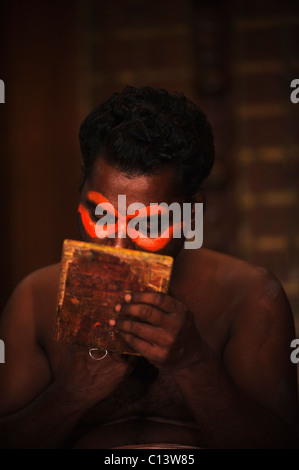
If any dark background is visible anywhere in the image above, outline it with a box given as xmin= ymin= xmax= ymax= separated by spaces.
xmin=0 ymin=1 xmax=298 ymax=365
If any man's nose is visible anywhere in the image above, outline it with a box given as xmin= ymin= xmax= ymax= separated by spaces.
xmin=113 ymin=235 xmax=133 ymax=249
xmin=105 ymin=218 xmax=135 ymax=250
xmin=105 ymin=233 xmax=135 ymax=250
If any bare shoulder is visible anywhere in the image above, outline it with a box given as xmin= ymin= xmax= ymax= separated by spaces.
xmin=174 ymin=246 xmax=295 ymax=357
xmin=4 ymin=263 xmax=60 ymax=310
xmin=182 ymin=249 xmax=298 ymax=430
xmin=182 ymin=247 xmax=292 ymax=313
xmin=198 ymin=247 xmax=282 ymax=284
xmin=24 ymin=262 xmax=61 ymax=290
xmin=1 ymin=263 xmax=61 ymax=337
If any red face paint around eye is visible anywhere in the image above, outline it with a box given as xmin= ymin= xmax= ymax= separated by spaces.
xmin=78 ymin=203 xmax=97 ymax=239
xmin=133 ymin=227 xmax=174 ymax=251
xmin=132 ymin=218 xmax=184 ymax=252
xmin=127 ymin=204 xmax=184 ymax=252
xmin=86 ymin=191 xmax=111 ymax=206
xmin=78 ymin=191 xmax=117 ymax=239
xmin=78 ymin=191 xmax=182 ymax=252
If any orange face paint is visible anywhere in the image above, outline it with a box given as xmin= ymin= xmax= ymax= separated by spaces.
xmin=77 ymin=203 xmax=97 ymax=239
xmin=78 ymin=191 xmax=183 ymax=252
xmin=78 ymin=191 xmax=117 ymax=239
xmin=126 ymin=203 xmax=177 ymax=251
xmin=133 ymin=226 xmax=175 ymax=251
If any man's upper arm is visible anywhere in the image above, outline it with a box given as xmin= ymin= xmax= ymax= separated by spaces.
xmin=223 ymin=270 xmax=298 ymax=428
xmin=0 ymin=275 xmax=52 ymax=415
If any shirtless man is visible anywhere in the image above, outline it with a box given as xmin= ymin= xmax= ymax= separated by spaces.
xmin=0 ymin=86 xmax=298 ymax=449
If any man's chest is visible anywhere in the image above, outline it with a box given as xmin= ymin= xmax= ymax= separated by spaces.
xmin=77 ymin=358 xmax=195 ymax=427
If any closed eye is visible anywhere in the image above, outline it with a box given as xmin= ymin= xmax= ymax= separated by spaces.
xmin=136 ymin=215 xmax=167 ymax=237
xmin=86 ymin=201 xmax=115 ymax=223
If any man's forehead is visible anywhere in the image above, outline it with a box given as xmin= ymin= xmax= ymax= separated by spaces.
xmin=86 ymin=158 xmax=183 ymax=206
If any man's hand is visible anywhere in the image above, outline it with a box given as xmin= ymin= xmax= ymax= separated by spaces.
xmin=113 ymin=292 xmax=202 ymax=372
xmin=55 ymin=345 xmax=136 ymax=406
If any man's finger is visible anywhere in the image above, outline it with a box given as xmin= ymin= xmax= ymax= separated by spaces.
xmin=120 ymin=332 xmax=168 ymax=363
xmin=123 ymin=291 xmax=184 ymax=315
xmin=116 ymin=318 xmax=172 ymax=347
xmin=114 ymin=302 xmax=166 ymax=326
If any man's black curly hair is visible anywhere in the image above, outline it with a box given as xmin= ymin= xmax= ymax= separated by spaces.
xmin=79 ymin=86 xmax=215 ymax=199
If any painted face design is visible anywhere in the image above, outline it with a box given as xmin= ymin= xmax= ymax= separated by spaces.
xmin=78 ymin=191 xmax=183 ymax=252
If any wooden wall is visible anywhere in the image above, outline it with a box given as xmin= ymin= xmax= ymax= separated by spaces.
xmin=0 ymin=0 xmax=82 ymax=310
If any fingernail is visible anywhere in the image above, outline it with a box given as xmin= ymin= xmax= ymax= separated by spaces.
xmin=109 ymin=319 xmax=116 ymax=327
xmin=124 ymin=293 xmax=132 ymax=302
xmin=114 ymin=304 xmax=122 ymax=312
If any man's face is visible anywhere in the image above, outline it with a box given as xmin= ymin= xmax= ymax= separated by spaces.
xmin=77 ymin=157 xmax=187 ymax=258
